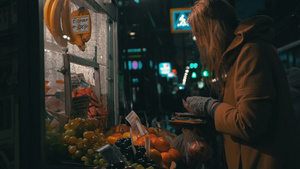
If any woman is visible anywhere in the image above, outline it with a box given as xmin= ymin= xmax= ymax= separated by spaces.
xmin=184 ymin=0 xmax=300 ymax=169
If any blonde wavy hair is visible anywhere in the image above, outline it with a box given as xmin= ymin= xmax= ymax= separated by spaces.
xmin=187 ymin=0 xmax=239 ymax=98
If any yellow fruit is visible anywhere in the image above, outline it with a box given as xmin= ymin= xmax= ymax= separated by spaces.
xmin=49 ymin=0 xmax=67 ymax=47
xmin=123 ymin=132 xmax=131 ymax=138
xmin=111 ymin=133 xmax=123 ymax=139
xmin=83 ymin=131 xmax=95 ymax=139
xmin=106 ymin=136 xmax=118 ymax=145
xmin=61 ymin=0 xmax=82 ymax=47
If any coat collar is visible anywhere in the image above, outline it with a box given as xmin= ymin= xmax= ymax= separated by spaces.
xmin=221 ymin=15 xmax=274 ymax=65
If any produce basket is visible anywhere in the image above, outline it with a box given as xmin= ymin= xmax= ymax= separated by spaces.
xmin=96 ymin=116 xmax=108 ymax=133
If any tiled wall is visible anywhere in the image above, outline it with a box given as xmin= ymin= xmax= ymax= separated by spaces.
xmin=44 ymin=2 xmax=108 ymax=95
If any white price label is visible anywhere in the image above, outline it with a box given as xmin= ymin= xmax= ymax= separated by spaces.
xmin=71 ymin=15 xmax=90 ymax=34
xmin=78 ymin=16 xmax=89 ymax=33
xmin=125 ymin=111 xmax=148 ymax=136
xmin=71 ymin=18 xmax=79 ymax=33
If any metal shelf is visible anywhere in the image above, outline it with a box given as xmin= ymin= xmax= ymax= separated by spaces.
xmin=62 ymin=53 xmax=102 ymax=118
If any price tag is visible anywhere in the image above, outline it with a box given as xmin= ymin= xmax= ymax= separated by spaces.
xmin=71 ymin=17 xmax=79 ymax=33
xmin=71 ymin=15 xmax=90 ymax=34
xmin=96 ymin=144 xmax=120 ymax=165
xmin=130 ymin=128 xmax=137 ymax=155
xmin=145 ymin=137 xmax=150 ymax=158
xmin=78 ymin=16 xmax=89 ymax=33
xmin=125 ymin=110 xmax=148 ymax=136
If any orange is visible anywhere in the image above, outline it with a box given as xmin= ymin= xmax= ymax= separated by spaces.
xmin=146 ymin=133 xmax=158 ymax=138
xmin=115 ymin=124 xmax=130 ymax=134
xmin=106 ymin=136 xmax=118 ymax=145
xmin=111 ymin=133 xmax=123 ymax=139
xmin=154 ymin=137 xmax=170 ymax=152
xmin=135 ymin=137 xmax=145 ymax=146
xmin=132 ymin=133 xmax=141 ymax=144
xmin=161 ymin=152 xmax=172 ymax=166
xmin=135 ymin=136 xmax=156 ymax=148
xmin=148 ymin=127 xmax=159 ymax=135
xmin=162 ymin=164 xmax=169 ymax=169
xmin=168 ymin=148 xmax=181 ymax=162
xmin=149 ymin=149 xmax=162 ymax=166
xmin=123 ymin=132 xmax=131 ymax=138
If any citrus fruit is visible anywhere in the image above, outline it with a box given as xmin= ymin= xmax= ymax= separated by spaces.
xmin=115 ymin=124 xmax=130 ymax=134
xmin=106 ymin=136 xmax=118 ymax=145
xmin=149 ymin=149 xmax=162 ymax=166
xmin=123 ymin=132 xmax=131 ymax=138
xmin=111 ymin=132 xmax=123 ymax=139
xmin=161 ymin=152 xmax=172 ymax=166
xmin=154 ymin=137 xmax=170 ymax=152
xmin=168 ymin=148 xmax=181 ymax=162
xmin=135 ymin=137 xmax=145 ymax=146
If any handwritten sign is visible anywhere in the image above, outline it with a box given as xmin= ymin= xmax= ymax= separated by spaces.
xmin=125 ymin=110 xmax=148 ymax=136
xmin=71 ymin=15 xmax=90 ymax=34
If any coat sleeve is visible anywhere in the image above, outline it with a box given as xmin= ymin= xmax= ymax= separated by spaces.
xmin=214 ymin=43 xmax=276 ymax=142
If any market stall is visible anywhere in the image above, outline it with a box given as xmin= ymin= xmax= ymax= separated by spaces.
xmin=42 ymin=0 xmax=218 ymax=168
xmin=43 ymin=0 xmax=119 ymax=168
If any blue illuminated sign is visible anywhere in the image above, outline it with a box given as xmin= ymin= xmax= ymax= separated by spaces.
xmin=170 ymin=8 xmax=191 ymax=33
xmin=159 ymin=62 xmax=171 ymax=77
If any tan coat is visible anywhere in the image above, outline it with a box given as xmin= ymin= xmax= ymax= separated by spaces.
xmin=214 ymin=16 xmax=300 ymax=169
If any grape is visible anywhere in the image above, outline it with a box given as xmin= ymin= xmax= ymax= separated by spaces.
xmin=131 ymin=163 xmax=138 ymax=168
xmin=87 ymin=149 xmax=94 ymax=156
xmin=63 ymin=135 xmax=71 ymax=143
xmin=60 ymin=118 xmax=109 ymax=165
xmin=93 ymin=159 xmax=99 ymax=165
xmin=146 ymin=167 xmax=154 ymax=169
xmin=77 ymin=141 xmax=84 ymax=149
xmin=74 ymin=150 xmax=82 ymax=158
xmin=99 ymin=158 xmax=106 ymax=165
xmin=136 ymin=164 xmax=145 ymax=169
xmin=68 ymin=145 xmax=77 ymax=154
xmin=83 ymin=131 xmax=95 ymax=139
xmin=69 ymin=136 xmax=78 ymax=144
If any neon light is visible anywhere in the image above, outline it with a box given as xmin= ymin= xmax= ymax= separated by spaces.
xmin=159 ymin=62 xmax=171 ymax=76
xmin=149 ymin=60 xmax=153 ymax=68
xmin=127 ymin=48 xmax=141 ymax=53
xmin=138 ymin=61 xmax=143 ymax=69
xmin=128 ymin=61 xmax=132 ymax=70
xmin=191 ymin=72 xmax=197 ymax=78
xmin=132 ymin=60 xmax=138 ymax=70
xmin=128 ymin=55 xmax=141 ymax=58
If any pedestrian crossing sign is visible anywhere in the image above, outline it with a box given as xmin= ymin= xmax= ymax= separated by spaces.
xmin=170 ymin=7 xmax=191 ymax=33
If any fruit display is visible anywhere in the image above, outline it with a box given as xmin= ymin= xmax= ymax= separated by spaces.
xmin=104 ymin=124 xmax=182 ymax=169
xmin=115 ymin=138 xmax=160 ymax=169
xmin=44 ymin=0 xmax=92 ymax=51
xmin=72 ymin=87 xmax=108 ymax=118
xmin=62 ymin=118 xmax=109 ymax=165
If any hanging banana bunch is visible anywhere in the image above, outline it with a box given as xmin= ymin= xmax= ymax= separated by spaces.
xmin=44 ymin=0 xmax=92 ymax=51
xmin=44 ymin=0 xmax=68 ymax=47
